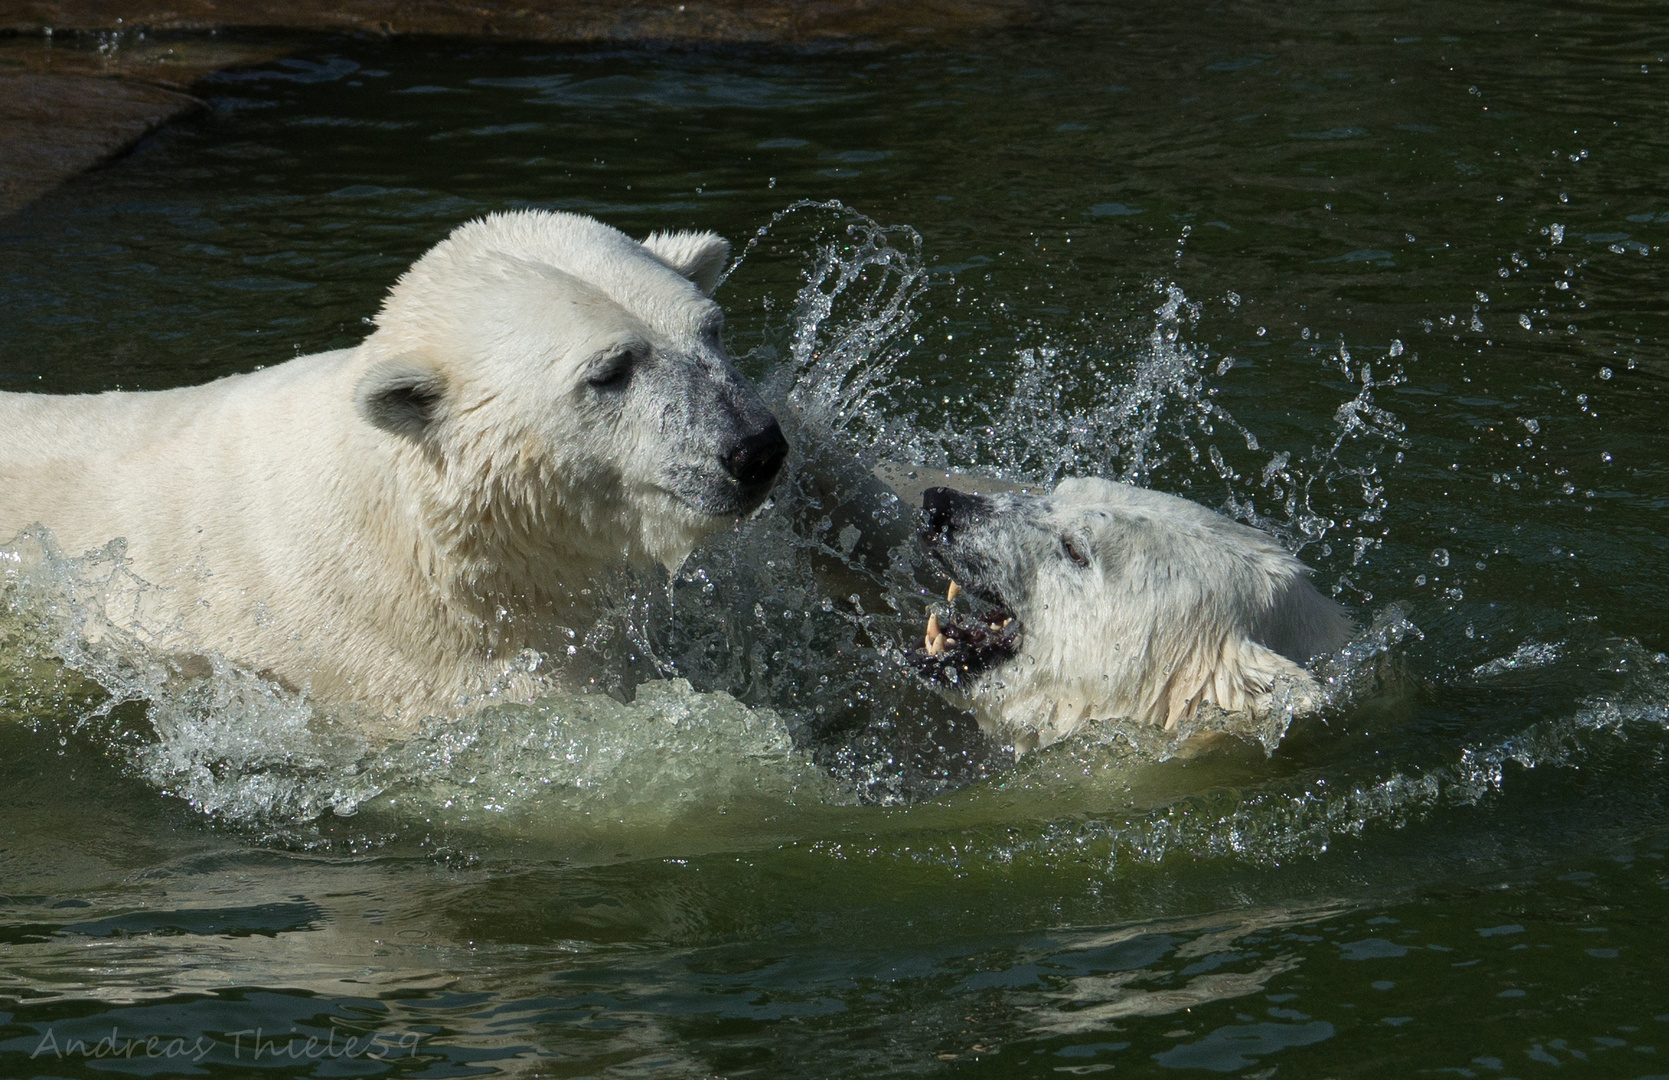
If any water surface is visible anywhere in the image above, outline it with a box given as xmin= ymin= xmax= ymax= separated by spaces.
xmin=2 ymin=2 xmax=1668 ymax=1075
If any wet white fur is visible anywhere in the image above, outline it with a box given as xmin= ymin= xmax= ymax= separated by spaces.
xmin=0 ymin=211 xmax=764 ymax=729
xmin=942 ymin=477 xmax=1352 ymax=753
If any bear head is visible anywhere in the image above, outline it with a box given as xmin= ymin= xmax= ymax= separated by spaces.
xmin=354 ymin=210 xmax=787 ymax=587
xmin=915 ymin=477 xmax=1350 ymax=751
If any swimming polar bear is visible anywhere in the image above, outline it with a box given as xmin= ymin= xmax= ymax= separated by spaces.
xmin=0 ymin=210 xmax=787 ymax=729
xmin=914 ymin=478 xmax=1352 ymax=754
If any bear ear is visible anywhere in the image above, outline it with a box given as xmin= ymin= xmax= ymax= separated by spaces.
xmin=641 ymin=230 xmax=731 ymax=295
xmin=356 ymin=357 xmax=447 ymax=439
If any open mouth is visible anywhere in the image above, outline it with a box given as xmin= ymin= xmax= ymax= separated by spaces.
xmin=915 ymin=576 xmax=1022 ymax=684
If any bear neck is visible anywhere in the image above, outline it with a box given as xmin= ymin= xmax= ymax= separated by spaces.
xmin=397 ymin=437 xmax=630 ymax=662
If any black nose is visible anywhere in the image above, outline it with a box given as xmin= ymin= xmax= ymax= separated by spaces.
xmin=724 ymin=419 xmax=789 ymax=490
xmin=920 ymin=486 xmax=987 ymax=539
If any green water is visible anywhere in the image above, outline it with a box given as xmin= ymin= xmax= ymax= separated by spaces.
xmin=3 ymin=1 xmax=1669 ymax=1075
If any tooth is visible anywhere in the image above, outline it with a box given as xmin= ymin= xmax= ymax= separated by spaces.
xmin=927 ymin=613 xmax=941 ymax=639
xmin=947 ymin=581 xmax=961 ymax=601
xmin=1002 ymin=618 xmax=1012 ymax=628
xmin=933 ymin=633 xmax=948 ymax=655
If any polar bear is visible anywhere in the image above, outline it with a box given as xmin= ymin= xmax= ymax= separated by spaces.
xmin=0 ymin=210 xmax=787 ymax=729
xmin=913 ymin=478 xmax=1352 ymax=754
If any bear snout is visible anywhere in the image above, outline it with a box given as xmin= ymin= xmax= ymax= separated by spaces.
xmin=920 ymin=486 xmax=990 ymax=541
xmin=722 ymin=418 xmax=789 ymax=493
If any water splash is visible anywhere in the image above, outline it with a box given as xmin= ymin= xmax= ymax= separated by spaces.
xmin=723 ymin=198 xmax=935 ymax=465
xmin=1 ymin=528 xmax=828 ymax=829
xmin=0 ymin=203 xmax=1525 ymax=853
xmin=741 ymin=214 xmax=1411 ymax=570
xmin=881 ymin=641 xmax=1669 ymax=875
xmin=1127 ymin=651 xmax=1669 ymax=867
xmin=1472 ymin=640 xmax=1564 ymax=679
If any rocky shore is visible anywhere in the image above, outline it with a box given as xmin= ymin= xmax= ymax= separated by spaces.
xmin=0 ymin=0 xmax=1028 ymax=215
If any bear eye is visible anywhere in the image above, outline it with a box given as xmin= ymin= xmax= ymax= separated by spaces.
xmin=1061 ymin=535 xmax=1090 ymax=568
xmin=587 ymin=351 xmax=635 ymax=390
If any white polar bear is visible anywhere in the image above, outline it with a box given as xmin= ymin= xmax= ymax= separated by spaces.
xmin=914 ymin=478 xmax=1353 ymax=754
xmin=0 ymin=210 xmax=787 ymax=729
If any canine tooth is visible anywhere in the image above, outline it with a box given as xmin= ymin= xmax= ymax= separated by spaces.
xmin=1002 ymin=618 xmax=1012 ymax=628
xmin=927 ymin=613 xmax=941 ymax=639
xmin=947 ymin=581 xmax=961 ymax=601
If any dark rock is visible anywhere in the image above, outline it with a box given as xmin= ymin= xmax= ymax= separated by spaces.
xmin=0 ymin=71 xmax=201 ymax=215
xmin=0 ymin=0 xmax=1029 ymax=44
xmin=0 ymin=0 xmax=1030 ymax=215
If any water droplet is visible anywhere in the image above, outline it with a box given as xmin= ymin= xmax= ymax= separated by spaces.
xmin=1431 ymin=548 xmax=1450 ymax=567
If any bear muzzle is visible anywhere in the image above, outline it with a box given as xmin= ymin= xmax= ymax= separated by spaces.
xmin=919 ymin=485 xmax=993 ymax=542
xmin=915 ymin=486 xmax=1021 ymax=684
xmin=722 ymin=418 xmax=789 ymax=495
